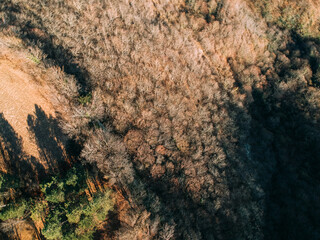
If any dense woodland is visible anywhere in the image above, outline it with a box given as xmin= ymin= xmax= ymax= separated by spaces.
xmin=1 ymin=0 xmax=320 ymax=239
xmin=0 ymin=163 xmax=113 ymax=239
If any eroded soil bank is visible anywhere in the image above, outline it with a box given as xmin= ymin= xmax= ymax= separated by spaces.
xmin=0 ymin=36 xmax=69 ymax=175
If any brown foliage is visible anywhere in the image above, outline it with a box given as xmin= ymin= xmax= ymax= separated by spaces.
xmin=2 ymin=0 xmax=320 ymax=239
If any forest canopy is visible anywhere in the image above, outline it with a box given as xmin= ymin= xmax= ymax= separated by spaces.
xmin=0 ymin=0 xmax=320 ymax=239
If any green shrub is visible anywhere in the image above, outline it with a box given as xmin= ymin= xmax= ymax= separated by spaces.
xmin=0 ymin=200 xmax=27 ymax=221
xmin=45 ymin=189 xmax=65 ymax=203
xmin=41 ymin=177 xmax=65 ymax=203
xmin=42 ymin=212 xmax=63 ymax=240
xmin=66 ymin=171 xmax=78 ymax=187
xmin=78 ymin=93 xmax=92 ymax=106
xmin=30 ymin=201 xmax=48 ymax=223
xmin=27 ymin=54 xmax=41 ymax=64
xmin=66 ymin=206 xmax=83 ymax=224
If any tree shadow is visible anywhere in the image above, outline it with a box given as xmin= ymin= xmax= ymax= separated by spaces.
xmin=249 ymin=87 xmax=320 ymax=240
xmin=252 ymin=33 xmax=320 ymax=240
xmin=0 ymin=112 xmax=24 ymax=171
xmin=0 ymin=104 xmax=78 ymax=186
xmin=208 ymin=48 xmax=320 ymax=239
xmin=155 ymin=83 xmax=319 ymax=240
xmin=0 ymin=113 xmax=45 ymax=184
xmin=27 ymin=104 xmax=74 ymax=175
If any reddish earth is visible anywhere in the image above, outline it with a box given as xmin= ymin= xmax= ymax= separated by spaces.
xmin=0 ymin=36 xmax=64 ymax=170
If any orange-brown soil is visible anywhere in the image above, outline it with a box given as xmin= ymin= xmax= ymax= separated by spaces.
xmin=0 ymin=36 xmax=68 ymax=172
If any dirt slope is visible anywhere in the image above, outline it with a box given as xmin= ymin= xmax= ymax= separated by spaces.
xmin=0 ymin=37 xmax=62 ymax=169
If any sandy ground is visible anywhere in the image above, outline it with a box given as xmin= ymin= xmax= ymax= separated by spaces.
xmin=0 ymin=36 xmax=58 ymax=163
xmin=0 ymin=60 xmax=55 ymax=159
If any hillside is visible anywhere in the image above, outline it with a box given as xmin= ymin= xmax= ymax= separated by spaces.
xmin=0 ymin=0 xmax=320 ymax=239
xmin=0 ymin=36 xmax=62 ymax=161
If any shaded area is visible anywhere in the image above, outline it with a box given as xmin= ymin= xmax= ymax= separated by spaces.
xmin=94 ymin=208 xmax=121 ymax=239
xmin=27 ymin=105 xmax=71 ymax=174
xmin=249 ymin=34 xmax=320 ymax=240
xmin=0 ymin=104 xmax=77 ymax=184
xmin=0 ymin=113 xmax=44 ymax=184
xmin=250 ymin=88 xmax=320 ymax=239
